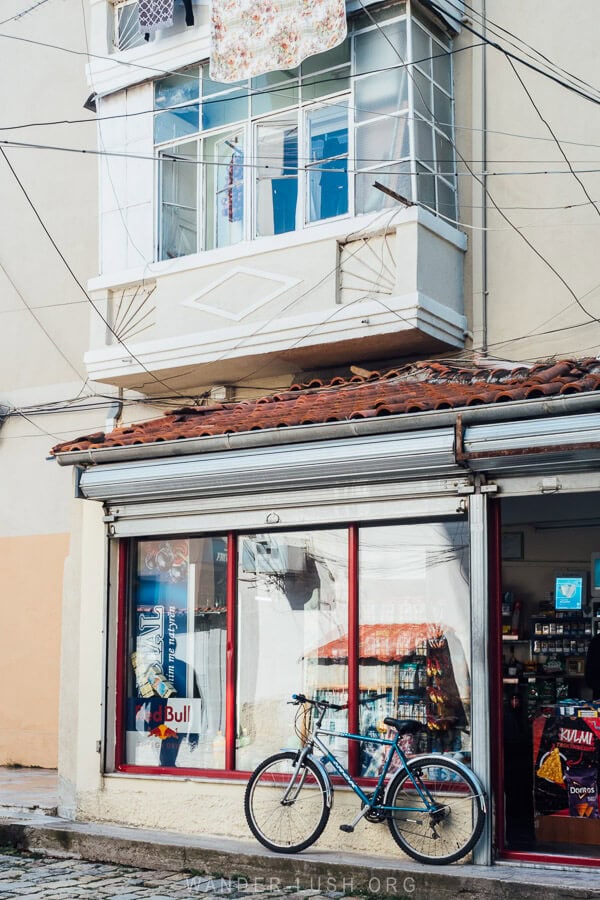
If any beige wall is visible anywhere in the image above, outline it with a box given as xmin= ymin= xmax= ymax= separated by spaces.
xmin=0 ymin=1 xmax=144 ymax=769
xmin=456 ymin=0 xmax=600 ymax=363
xmin=0 ymin=533 xmax=68 ymax=767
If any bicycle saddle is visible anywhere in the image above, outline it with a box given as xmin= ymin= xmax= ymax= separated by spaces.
xmin=383 ymin=717 xmax=426 ymax=736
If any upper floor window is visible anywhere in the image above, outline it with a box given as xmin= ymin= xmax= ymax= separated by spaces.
xmin=154 ymin=2 xmax=456 ymax=261
xmin=112 ymin=0 xmax=200 ymax=51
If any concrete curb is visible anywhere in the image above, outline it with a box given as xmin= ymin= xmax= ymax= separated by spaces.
xmin=1 ymin=815 xmax=600 ymax=899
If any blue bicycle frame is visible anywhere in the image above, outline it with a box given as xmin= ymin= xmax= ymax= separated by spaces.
xmin=307 ymin=725 xmax=436 ymax=815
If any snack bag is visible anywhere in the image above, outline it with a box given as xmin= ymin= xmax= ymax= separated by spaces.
xmin=537 ymin=746 xmax=564 ymax=786
xmin=564 ymin=767 xmax=599 ymax=818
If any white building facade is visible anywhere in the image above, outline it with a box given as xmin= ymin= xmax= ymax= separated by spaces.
xmin=52 ymin=0 xmax=600 ymax=870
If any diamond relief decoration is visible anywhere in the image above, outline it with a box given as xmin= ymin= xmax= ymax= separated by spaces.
xmin=181 ymin=266 xmax=301 ymax=322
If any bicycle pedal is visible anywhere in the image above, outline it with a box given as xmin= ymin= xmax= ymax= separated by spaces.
xmin=339 ymin=824 xmax=354 ymax=833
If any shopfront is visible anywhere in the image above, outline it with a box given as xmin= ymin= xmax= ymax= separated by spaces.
xmin=52 ymin=363 xmax=600 ymax=867
xmin=494 ymin=487 xmax=600 ymax=864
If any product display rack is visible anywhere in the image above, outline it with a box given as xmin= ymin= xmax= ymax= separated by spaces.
xmin=308 ymin=624 xmax=471 ymax=764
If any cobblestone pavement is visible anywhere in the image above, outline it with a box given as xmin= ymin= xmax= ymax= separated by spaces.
xmin=0 ymin=849 xmax=336 ymax=899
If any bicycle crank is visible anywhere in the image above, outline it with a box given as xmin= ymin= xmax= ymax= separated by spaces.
xmin=361 ymin=789 xmax=387 ymax=823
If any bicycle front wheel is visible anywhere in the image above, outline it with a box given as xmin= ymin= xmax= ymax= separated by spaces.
xmin=386 ymin=756 xmax=485 ymax=865
xmin=244 ymin=751 xmax=330 ymax=853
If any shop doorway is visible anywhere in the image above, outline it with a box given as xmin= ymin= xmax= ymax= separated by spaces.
xmin=497 ymin=492 xmax=600 ymax=862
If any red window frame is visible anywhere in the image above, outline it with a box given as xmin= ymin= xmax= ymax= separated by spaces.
xmin=113 ymin=521 xmax=468 ymax=786
xmin=490 ymin=499 xmax=600 ymax=869
xmin=114 ymin=528 xmax=360 ymax=779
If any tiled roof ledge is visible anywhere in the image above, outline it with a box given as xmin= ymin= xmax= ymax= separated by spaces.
xmin=52 ymin=388 xmax=600 ymax=468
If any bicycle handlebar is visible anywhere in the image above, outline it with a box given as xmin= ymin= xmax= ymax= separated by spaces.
xmin=290 ymin=693 xmax=347 ymax=711
xmin=290 ymin=692 xmax=390 ymax=711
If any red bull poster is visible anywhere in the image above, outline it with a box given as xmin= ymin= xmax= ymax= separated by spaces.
xmin=125 ymin=537 xmax=228 ymax=768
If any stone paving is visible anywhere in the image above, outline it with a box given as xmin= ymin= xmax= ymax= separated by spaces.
xmin=0 ymin=849 xmax=343 ymax=900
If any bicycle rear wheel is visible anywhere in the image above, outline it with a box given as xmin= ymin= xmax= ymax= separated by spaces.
xmin=386 ymin=756 xmax=485 ymax=864
xmin=244 ymin=751 xmax=330 ymax=853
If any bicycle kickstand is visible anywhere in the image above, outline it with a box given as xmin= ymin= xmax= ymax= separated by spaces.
xmin=340 ymin=805 xmax=370 ymax=834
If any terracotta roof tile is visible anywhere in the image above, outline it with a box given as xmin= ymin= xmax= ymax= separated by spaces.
xmin=51 ymin=357 xmax=600 ymax=456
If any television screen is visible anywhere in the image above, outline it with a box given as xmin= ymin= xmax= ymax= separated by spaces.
xmin=592 ymin=554 xmax=600 ymax=596
xmin=555 ymin=576 xmax=584 ymax=611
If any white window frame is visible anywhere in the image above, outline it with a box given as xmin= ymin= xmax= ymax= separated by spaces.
xmin=153 ymin=2 xmax=456 ymax=261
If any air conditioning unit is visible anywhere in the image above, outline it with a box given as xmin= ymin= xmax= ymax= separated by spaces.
xmin=241 ymin=539 xmax=306 ymax=575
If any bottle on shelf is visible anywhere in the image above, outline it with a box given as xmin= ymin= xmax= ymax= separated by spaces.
xmin=511 ymin=600 xmax=521 ymax=636
xmin=526 ymin=680 xmax=539 ymax=719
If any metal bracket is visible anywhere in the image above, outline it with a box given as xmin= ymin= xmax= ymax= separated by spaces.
xmin=540 ymin=477 xmax=562 ymax=494
xmin=481 ymin=484 xmax=499 ymax=494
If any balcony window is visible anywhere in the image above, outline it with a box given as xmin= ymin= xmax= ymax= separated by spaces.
xmin=154 ymin=2 xmax=457 ymax=261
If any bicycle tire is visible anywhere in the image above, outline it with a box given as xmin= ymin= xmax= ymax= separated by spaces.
xmin=385 ymin=755 xmax=485 ymax=865
xmin=244 ymin=751 xmax=331 ymax=853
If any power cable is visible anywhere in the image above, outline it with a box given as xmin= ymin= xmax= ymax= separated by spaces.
xmin=79 ymin=0 xmax=151 ymax=287
xmin=9 ymin=135 xmax=600 ymax=177
xmin=506 ymin=55 xmax=600 ymax=219
xmin=457 ymin=0 xmax=600 ymax=100
xmin=0 ymin=42 xmax=478 ymax=133
xmin=0 ymin=0 xmax=52 ymax=27
xmin=0 ymin=28 xmax=202 ymax=82
xmin=420 ymin=0 xmax=600 ymax=107
xmin=0 ymin=257 xmax=84 ymax=381
xmin=356 ymin=0 xmax=600 ymax=328
xmin=0 ymin=145 xmax=191 ymax=397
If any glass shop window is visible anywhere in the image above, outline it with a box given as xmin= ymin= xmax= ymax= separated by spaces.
xmin=236 ymin=529 xmax=348 ymax=772
xmin=358 ymin=521 xmax=471 ymax=777
xmin=124 ymin=536 xmax=228 ymax=769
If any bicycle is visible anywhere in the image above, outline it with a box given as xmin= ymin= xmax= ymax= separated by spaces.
xmin=244 ymin=693 xmax=486 ymax=864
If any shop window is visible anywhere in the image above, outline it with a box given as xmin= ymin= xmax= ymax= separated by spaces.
xmin=499 ymin=493 xmax=600 ymax=862
xmin=358 ymin=522 xmax=471 ymax=777
xmin=123 ymin=536 xmax=228 ymax=769
xmin=236 ymin=530 xmax=349 ymax=772
xmin=151 ymin=2 xmax=457 ymax=260
xmin=117 ymin=516 xmax=472 ymax=776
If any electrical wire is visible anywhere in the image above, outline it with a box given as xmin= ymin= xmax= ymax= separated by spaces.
xmin=506 ymin=55 xmax=600 ymax=220
xmin=0 ymin=145 xmax=191 ymax=398
xmin=421 ymin=0 xmax=600 ymax=107
xmin=355 ymin=0 xmax=600 ymax=328
xmin=9 ymin=135 xmax=600 ymax=177
xmin=0 ymin=257 xmax=85 ymax=381
xmin=0 ymin=0 xmax=53 ymax=27
xmin=3 ymin=2 xmax=594 ymax=408
xmin=457 ymin=0 xmax=600 ymax=100
xmin=79 ymin=0 xmax=151 ymax=287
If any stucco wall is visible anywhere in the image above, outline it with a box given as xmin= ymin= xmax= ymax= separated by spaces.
xmin=456 ymin=0 xmax=600 ymax=362
xmin=0 ymin=533 xmax=68 ymax=767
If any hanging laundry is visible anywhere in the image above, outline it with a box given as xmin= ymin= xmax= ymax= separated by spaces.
xmin=138 ymin=0 xmax=174 ymax=33
xmin=183 ymin=0 xmax=194 ymax=26
xmin=210 ymin=0 xmax=347 ymax=83
xmin=138 ymin=0 xmax=194 ymax=35
xmin=221 ymin=143 xmax=244 ymax=223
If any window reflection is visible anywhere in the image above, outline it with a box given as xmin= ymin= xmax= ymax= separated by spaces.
xmin=306 ymin=104 xmax=349 ymax=222
xmin=358 ymin=522 xmax=471 ymax=777
xmin=236 ymin=530 xmax=348 ymax=771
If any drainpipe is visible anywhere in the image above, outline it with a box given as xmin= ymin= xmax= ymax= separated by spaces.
xmin=105 ymin=389 xmax=123 ymax=434
xmin=480 ymin=0 xmax=488 ymax=355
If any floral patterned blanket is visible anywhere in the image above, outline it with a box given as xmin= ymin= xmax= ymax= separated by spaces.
xmin=210 ymin=0 xmax=347 ymax=83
